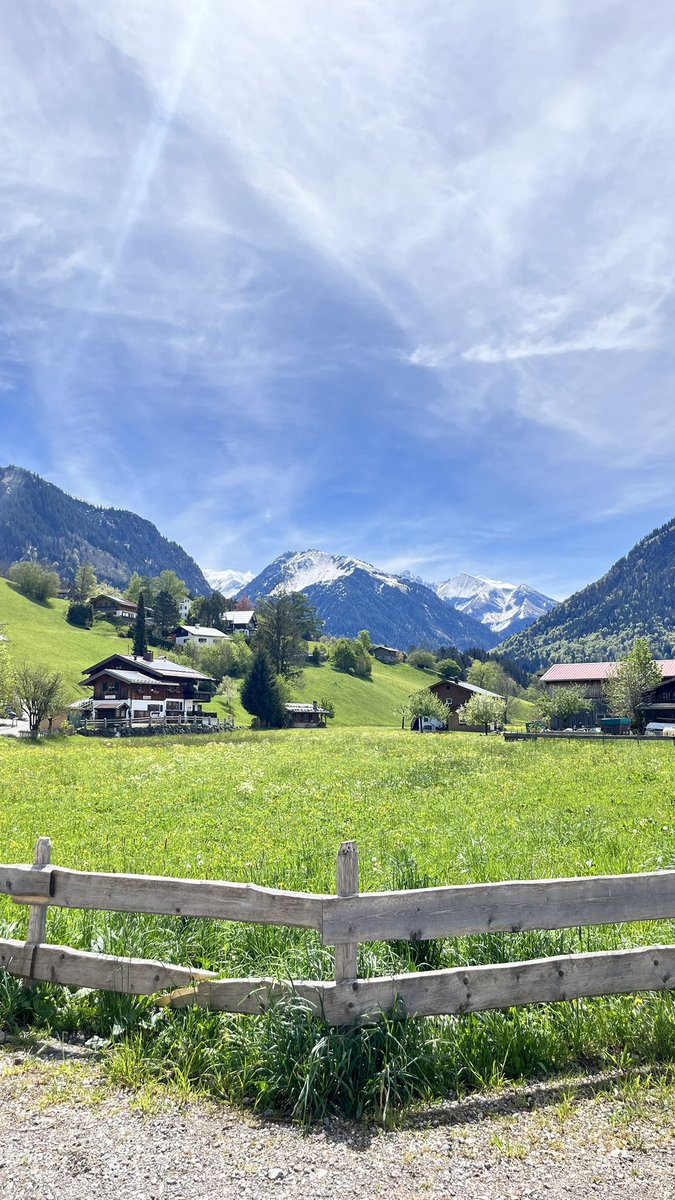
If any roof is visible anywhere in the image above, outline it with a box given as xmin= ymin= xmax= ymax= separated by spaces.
xmin=89 ymin=593 xmax=137 ymax=607
xmin=173 ymin=625 xmax=230 ymax=639
xmin=81 ymin=654 xmax=213 ymax=682
xmin=430 ymin=679 xmax=504 ymax=700
xmin=286 ymin=703 xmax=332 ymax=714
xmin=87 ymin=669 xmax=170 ymax=687
xmin=540 ymin=661 xmax=675 ymax=684
xmin=372 ymin=644 xmax=404 ymax=654
xmin=224 ymin=610 xmax=256 ymax=624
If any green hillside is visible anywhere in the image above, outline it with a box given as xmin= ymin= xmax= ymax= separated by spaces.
xmin=0 ymin=576 xmax=131 ymax=697
xmin=0 ymin=577 xmax=435 ymax=726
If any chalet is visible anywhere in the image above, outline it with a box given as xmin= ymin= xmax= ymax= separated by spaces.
xmin=540 ymin=661 xmax=675 ymax=724
xmin=222 ymin=610 xmax=257 ymax=637
xmin=76 ymin=652 xmax=217 ymax=726
xmin=88 ymin=593 xmax=150 ymax=622
xmin=170 ymin=624 xmax=230 ymax=647
xmin=177 ymin=597 xmax=192 ymax=620
xmin=429 ymin=678 xmax=505 ymax=731
xmin=285 ymin=701 xmax=332 ymax=728
xmin=371 ymin=644 xmax=407 ymax=664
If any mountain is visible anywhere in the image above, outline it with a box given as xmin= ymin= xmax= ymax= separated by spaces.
xmin=0 ymin=465 xmax=210 ymax=594
xmin=203 ymin=568 xmax=254 ymax=596
xmin=501 ymin=517 xmax=675 ymax=669
xmin=436 ymin=572 xmax=556 ymax=638
xmin=240 ymin=549 xmax=499 ymax=650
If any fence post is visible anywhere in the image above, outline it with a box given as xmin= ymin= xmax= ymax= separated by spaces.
xmin=335 ymin=841 xmax=359 ymax=984
xmin=26 ymin=835 xmax=51 ymax=935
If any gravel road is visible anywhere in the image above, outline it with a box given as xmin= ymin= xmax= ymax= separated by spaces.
xmin=1 ymin=1041 xmax=675 ymax=1199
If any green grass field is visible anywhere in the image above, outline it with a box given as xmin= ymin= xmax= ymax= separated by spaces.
xmin=3 ymin=729 xmax=675 ymax=1118
xmin=0 ymin=577 xmax=130 ymax=696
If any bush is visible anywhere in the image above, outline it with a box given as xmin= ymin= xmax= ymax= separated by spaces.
xmin=408 ymin=650 xmax=436 ymax=671
xmin=8 ymin=561 xmax=60 ymax=603
xmin=66 ymin=602 xmax=93 ymax=628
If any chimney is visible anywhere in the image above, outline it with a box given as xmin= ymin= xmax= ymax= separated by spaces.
xmin=143 ymin=651 xmax=154 ymax=662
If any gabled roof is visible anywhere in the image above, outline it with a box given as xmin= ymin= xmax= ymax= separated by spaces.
xmin=430 ymin=678 xmax=504 ymax=700
xmin=540 ymin=661 xmax=675 ymax=684
xmin=89 ymin=593 xmax=137 ymax=607
xmin=81 ymin=653 xmax=212 ymax=682
xmin=86 ymin=669 xmax=171 ymax=687
xmin=172 ymin=625 xmax=230 ymax=639
xmin=223 ymin=610 xmax=256 ymax=624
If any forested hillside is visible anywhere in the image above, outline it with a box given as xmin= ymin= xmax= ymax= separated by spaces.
xmin=502 ymin=517 xmax=675 ymax=668
xmin=0 ymin=466 xmax=210 ymax=593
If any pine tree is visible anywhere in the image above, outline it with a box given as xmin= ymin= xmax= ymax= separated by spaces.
xmin=240 ymin=650 xmax=286 ymax=728
xmin=133 ymin=592 xmax=148 ymax=658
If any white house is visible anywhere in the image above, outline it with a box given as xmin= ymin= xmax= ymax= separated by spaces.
xmin=177 ymin=597 xmax=192 ymax=620
xmin=170 ymin=624 xmax=231 ymax=647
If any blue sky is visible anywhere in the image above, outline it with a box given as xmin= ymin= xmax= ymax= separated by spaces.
xmin=1 ymin=1 xmax=675 ymax=599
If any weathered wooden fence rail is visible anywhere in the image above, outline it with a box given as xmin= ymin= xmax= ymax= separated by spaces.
xmin=3 ymin=838 xmax=675 ymax=1024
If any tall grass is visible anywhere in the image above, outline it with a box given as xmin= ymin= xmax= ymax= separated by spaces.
xmin=2 ymin=730 xmax=675 ymax=1119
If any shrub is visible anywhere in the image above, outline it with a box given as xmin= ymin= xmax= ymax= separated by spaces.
xmin=408 ymin=650 xmax=436 ymax=671
xmin=8 ymin=561 xmax=60 ymax=603
xmin=66 ymin=602 xmax=93 ymax=628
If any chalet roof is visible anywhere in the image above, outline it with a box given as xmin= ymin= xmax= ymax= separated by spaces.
xmin=87 ymin=669 xmax=171 ymax=687
xmin=223 ymin=610 xmax=256 ymax=625
xmin=172 ymin=625 xmax=230 ymax=639
xmin=81 ymin=653 xmax=212 ymax=682
xmin=540 ymin=661 xmax=675 ymax=684
xmin=430 ymin=679 xmax=504 ymax=700
xmin=372 ymin=644 xmax=404 ymax=654
xmin=286 ymin=703 xmax=332 ymax=714
xmin=89 ymin=593 xmax=137 ymax=608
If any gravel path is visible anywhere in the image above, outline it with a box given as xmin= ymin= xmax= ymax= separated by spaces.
xmin=2 ymin=1042 xmax=675 ymax=1199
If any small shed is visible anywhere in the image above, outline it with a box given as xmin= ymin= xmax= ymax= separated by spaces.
xmin=371 ymin=645 xmax=407 ymax=664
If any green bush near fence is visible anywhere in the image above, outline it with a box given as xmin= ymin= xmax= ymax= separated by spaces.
xmin=2 ymin=729 xmax=675 ymax=1119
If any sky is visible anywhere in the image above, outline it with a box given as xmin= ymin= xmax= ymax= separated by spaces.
xmin=1 ymin=1 xmax=675 ymax=600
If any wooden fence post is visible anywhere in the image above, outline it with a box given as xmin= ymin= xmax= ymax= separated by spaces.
xmin=23 ymin=837 xmax=51 ymax=984
xmin=335 ymin=841 xmax=359 ymax=983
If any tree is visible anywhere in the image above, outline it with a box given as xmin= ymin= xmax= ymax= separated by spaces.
xmin=536 ymin=684 xmax=593 ymax=728
xmin=459 ymin=693 xmax=506 ymax=733
xmin=191 ymin=591 xmax=228 ymax=629
xmin=393 ymin=701 xmax=410 ymax=730
xmin=8 ymin=561 xmax=60 ymax=603
xmin=125 ymin=572 xmax=156 ymax=604
xmin=236 ymin=595 xmax=253 ymax=610
xmin=408 ymin=649 xmax=436 ymax=671
xmin=71 ymin=563 xmax=97 ymax=602
xmin=198 ymin=635 xmax=252 ymax=682
xmin=156 ymin=570 xmax=188 ymax=605
xmin=604 ymin=639 xmax=663 ymax=732
xmin=467 ymin=659 xmax=509 ymax=693
xmin=13 ymin=662 xmax=69 ymax=737
xmin=153 ymin=589 xmax=179 ymax=635
xmin=133 ymin=593 xmax=148 ymax=657
xmin=408 ymin=688 xmax=449 ymax=725
xmin=256 ymin=593 xmax=322 ymax=678
xmin=66 ymin=602 xmax=93 ymax=628
xmin=333 ymin=639 xmax=358 ymax=673
xmin=357 ymin=630 xmax=372 ymax=652
xmin=436 ymin=658 xmax=462 ymax=680
xmin=240 ymin=650 xmax=287 ymax=728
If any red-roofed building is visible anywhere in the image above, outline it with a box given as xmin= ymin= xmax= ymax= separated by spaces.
xmin=540 ymin=661 xmax=675 ymax=725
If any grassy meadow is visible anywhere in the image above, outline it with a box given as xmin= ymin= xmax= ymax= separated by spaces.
xmin=3 ymin=728 xmax=675 ymax=1118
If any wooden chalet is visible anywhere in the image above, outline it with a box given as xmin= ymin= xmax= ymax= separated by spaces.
xmin=429 ymin=678 xmax=504 ymax=731
xmin=540 ymin=661 xmax=675 ymax=725
xmin=76 ymin=652 xmax=218 ymax=728
xmin=285 ymin=701 xmax=332 ymax=728
xmin=222 ymin=610 xmax=257 ymax=637
xmin=371 ymin=645 xmax=407 ymax=664
xmin=88 ymin=593 xmax=151 ymax=622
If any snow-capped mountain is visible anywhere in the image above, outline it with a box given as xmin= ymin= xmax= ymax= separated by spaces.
xmin=203 ymin=568 xmax=254 ymax=596
xmin=240 ymin=551 xmax=500 ymax=650
xmin=436 ymin=573 xmax=556 ymax=637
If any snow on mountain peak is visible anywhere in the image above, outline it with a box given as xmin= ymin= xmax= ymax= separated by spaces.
xmin=435 ymin=572 xmax=556 ymax=636
xmin=203 ymin=568 xmax=254 ymax=595
xmin=269 ymin=549 xmax=409 ymax=594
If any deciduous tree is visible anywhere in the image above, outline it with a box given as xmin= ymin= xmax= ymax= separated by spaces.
xmin=604 ymin=638 xmax=663 ymax=731
xmin=13 ymin=662 xmax=69 ymax=737
xmin=8 ymin=561 xmax=60 ymax=603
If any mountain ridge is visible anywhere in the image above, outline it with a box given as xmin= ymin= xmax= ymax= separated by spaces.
xmin=240 ymin=549 xmax=500 ymax=650
xmin=0 ymin=465 xmax=211 ymax=595
xmin=436 ymin=572 xmax=556 ymax=636
xmin=500 ymin=516 xmax=675 ymax=668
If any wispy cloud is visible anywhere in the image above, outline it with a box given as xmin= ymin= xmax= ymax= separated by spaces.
xmin=1 ymin=1 xmax=675 ymax=594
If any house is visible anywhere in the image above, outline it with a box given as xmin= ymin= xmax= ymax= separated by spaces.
xmin=75 ymin=652 xmax=218 ymax=726
xmin=177 ymin=597 xmax=192 ymax=620
xmin=285 ymin=701 xmax=332 ymax=728
xmin=222 ymin=610 xmax=257 ymax=637
xmin=88 ymin=593 xmax=150 ymax=622
xmin=371 ymin=644 xmax=407 ymax=664
xmin=539 ymin=661 xmax=675 ymax=724
xmin=428 ymin=678 xmax=504 ymax=731
xmin=170 ymin=624 xmax=231 ymax=647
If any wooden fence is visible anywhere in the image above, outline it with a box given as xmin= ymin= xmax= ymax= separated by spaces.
xmin=2 ymin=838 xmax=675 ymax=1024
